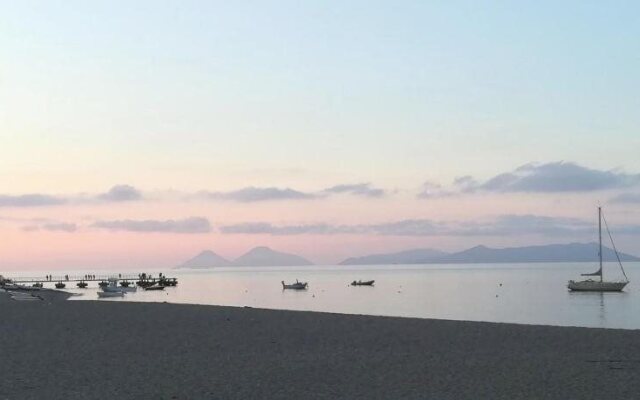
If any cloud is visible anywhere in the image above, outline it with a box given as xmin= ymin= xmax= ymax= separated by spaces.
xmin=323 ymin=183 xmax=385 ymax=198
xmin=220 ymin=214 xmax=640 ymax=237
xmin=220 ymin=222 xmax=365 ymax=235
xmin=0 ymin=194 xmax=66 ymax=207
xmin=92 ymin=217 xmax=211 ymax=233
xmin=477 ymin=162 xmax=640 ymax=193
xmin=221 ymin=223 xmax=334 ymax=235
xmin=21 ymin=222 xmax=78 ymax=232
xmin=42 ymin=222 xmax=78 ymax=232
xmin=197 ymin=187 xmax=316 ymax=202
xmin=610 ymin=192 xmax=640 ymax=204
xmin=0 ymin=185 xmax=142 ymax=207
xmin=97 ymin=185 xmax=142 ymax=202
xmin=418 ymin=162 xmax=640 ymax=198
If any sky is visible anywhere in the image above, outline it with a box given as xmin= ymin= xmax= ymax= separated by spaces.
xmin=1 ymin=1 xmax=640 ymax=269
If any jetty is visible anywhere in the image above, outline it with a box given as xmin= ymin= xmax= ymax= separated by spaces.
xmin=1 ymin=273 xmax=178 ymax=288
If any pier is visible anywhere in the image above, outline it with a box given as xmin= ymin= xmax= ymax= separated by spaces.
xmin=1 ymin=273 xmax=178 ymax=288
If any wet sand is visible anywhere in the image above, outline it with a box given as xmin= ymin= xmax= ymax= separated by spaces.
xmin=1 ymin=297 xmax=640 ymax=399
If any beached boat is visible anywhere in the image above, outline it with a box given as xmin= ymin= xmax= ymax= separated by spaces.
xmin=281 ymin=280 xmax=308 ymax=290
xmin=102 ymin=278 xmax=126 ymax=293
xmin=568 ymin=207 xmax=629 ymax=292
xmin=97 ymin=291 xmax=124 ymax=298
xmin=351 ymin=280 xmax=375 ymax=286
xmin=55 ymin=282 xmax=66 ymax=289
xmin=143 ymin=284 xmax=165 ymax=291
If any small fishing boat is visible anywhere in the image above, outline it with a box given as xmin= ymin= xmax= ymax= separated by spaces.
xmin=77 ymin=281 xmax=88 ymax=288
xmin=120 ymin=280 xmax=131 ymax=287
xmin=281 ymin=280 xmax=308 ymax=290
xmin=32 ymin=282 xmax=43 ymax=288
xmin=351 ymin=280 xmax=375 ymax=286
xmin=98 ymin=281 xmax=108 ymax=288
xmin=102 ymin=278 xmax=126 ymax=293
xmin=97 ymin=291 xmax=124 ymax=298
xmin=143 ymin=284 xmax=165 ymax=291
xmin=55 ymin=282 xmax=66 ymax=289
xmin=568 ymin=207 xmax=630 ymax=292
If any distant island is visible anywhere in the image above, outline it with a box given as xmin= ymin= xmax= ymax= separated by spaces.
xmin=340 ymin=242 xmax=640 ymax=265
xmin=177 ymin=242 xmax=640 ymax=268
xmin=176 ymin=246 xmax=313 ymax=268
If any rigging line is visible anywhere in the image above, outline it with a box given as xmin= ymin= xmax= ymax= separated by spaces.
xmin=602 ymin=212 xmax=629 ymax=282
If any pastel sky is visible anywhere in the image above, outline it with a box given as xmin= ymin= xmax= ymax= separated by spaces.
xmin=1 ymin=1 xmax=640 ymax=269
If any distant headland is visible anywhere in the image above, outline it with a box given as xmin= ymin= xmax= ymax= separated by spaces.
xmin=176 ymin=242 xmax=640 ymax=268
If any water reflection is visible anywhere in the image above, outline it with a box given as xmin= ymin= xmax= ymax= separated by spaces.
xmin=54 ymin=262 xmax=640 ymax=329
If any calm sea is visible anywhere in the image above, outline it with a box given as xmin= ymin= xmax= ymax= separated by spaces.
xmin=7 ymin=262 xmax=640 ymax=330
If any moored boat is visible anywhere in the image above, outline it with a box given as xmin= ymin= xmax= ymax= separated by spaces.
xmin=281 ymin=280 xmax=308 ymax=290
xmin=568 ymin=207 xmax=629 ymax=292
xmin=351 ymin=280 xmax=375 ymax=286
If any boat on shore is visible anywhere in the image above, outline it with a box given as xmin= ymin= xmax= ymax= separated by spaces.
xmin=102 ymin=278 xmax=127 ymax=293
xmin=568 ymin=207 xmax=629 ymax=292
xmin=351 ymin=280 xmax=375 ymax=286
xmin=143 ymin=284 xmax=165 ymax=291
xmin=282 ymin=280 xmax=308 ymax=290
xmin=98 ymin=291 xmax=124 ymax=298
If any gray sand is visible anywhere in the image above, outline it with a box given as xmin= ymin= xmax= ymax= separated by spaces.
xmin=1 ymin=298 xmax=639 ymax=399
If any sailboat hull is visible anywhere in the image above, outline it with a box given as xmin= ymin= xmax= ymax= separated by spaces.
xmin=567 ymin=280 xmax=628 ymax=292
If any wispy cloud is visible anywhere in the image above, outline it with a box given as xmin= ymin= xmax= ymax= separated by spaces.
xmin=92 ymin=217 xmax=211 ymax=233
xmin=0 ymin=194 xmax=66 ymax=207
xmin=220 ymin=214 xmax=633 ymax=237
xmin=323 ymin=183 xmax=385 ymax=198
xmin=197 ymin=187 xmax=317 ymax=202
xmin=0 ymin=185 xmax=143 ymax=207
xmin=220 ymin=222 xmax=364 ymax=235
xmin=22 ymin=222 xmax=78 ymax=232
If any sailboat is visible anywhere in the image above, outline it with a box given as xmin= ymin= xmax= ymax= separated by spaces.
xmin=567 ymin=207 xmax=629 ymax=292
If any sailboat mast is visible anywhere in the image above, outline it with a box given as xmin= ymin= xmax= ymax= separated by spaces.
xmin=599 ymin=206 xmax=603 ymax=282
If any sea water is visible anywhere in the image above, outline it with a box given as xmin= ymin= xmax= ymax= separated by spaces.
xmin=6 ymin=262 xmax=640 ymax=329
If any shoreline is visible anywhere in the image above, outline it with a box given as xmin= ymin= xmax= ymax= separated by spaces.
xmin=3 ymin=299 xmax=640 ymax=399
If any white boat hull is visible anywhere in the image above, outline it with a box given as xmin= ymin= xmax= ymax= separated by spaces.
xmin=98 ymin=291 xmax=124 ymax=298
xmin=567 ymin=280 xmax=628 ymax=292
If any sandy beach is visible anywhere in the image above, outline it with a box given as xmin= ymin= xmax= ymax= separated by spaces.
xmin=1 ymin=295 xmax=639 ymax=400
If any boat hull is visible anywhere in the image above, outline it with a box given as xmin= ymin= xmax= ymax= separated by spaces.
xmin=98 ymin=291 xmax=124 ymax=298
xmin=282 ymin=283 xmax=308 ymax=290
xmin=567 ymin=280 xmax=628 ymax=292
xmin=351 ymin=280 xmax=375 ymax=286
